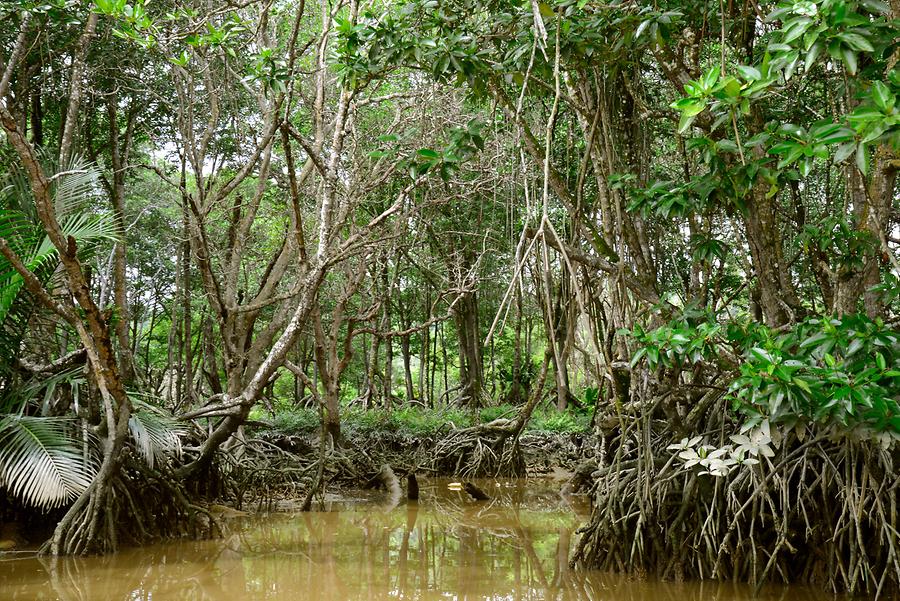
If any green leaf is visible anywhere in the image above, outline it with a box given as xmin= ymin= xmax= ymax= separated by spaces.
xmin=736 ymin=65 xmax=762 ymax=81
xmin=724 ymin=78 xmax=742 ymax=98
xmin=681 ymin=100 xmax=707 ymax=117
xmin=805 ymin=40 xmax=823 ymax=68
xmin=793 ymin=377 xmax=812 ymax=394
xmin=629 ymin=347 xmax=647 ymax=368
xmin=799 ymin=158 xmax=814 ymax=177
xmin=782 ymin=18 xmax=811 ymax=44
xmin=861 ymin=122 xmax=887 ymax=144
xmin=859 ymin=0 xmax=890 ymax=14
xmin=855 ymin=143 xmax=869 ymax=174
xmin=717 ymin=139 xmax=739 ymax=153
xmin=784 ymin=50 xmax=801 ymax=80
xmin=841 ymin=47 xmax=858 ymax=75
xmin=770 ymin=140 xmax=799 ymax=155
xmin=701 ymin=66 xmax=720 ymax=90
xmin=128 ymin=398 xmax=186 ymax=470
xmin=750 ymin=347 xmax=775 ymax=363
xmin=0 ymin=416 xmax=97 ymax=510
xmin=833 ymin=142 xmax=856 ymax=163
xmin=779 ymin=123 xmax=805 ymax=138
xmin=837 ymin=32 xmax=874 ymax=53
xmin=849 ymin=106 xmax=886 ymax=126
xmin=416 ymin=148 xmax=440 ymax=159
xmin=677 ymin=112 xmax=698 ymax=134
xmin=94 ymin=0 xmax=115 ymax=14
xmin=871 ymin=81 xmax=895 ymax=112
xmin=810 ymin=123 xmax=855 ymax=144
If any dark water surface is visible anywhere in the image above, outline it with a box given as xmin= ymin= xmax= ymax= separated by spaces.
xmin=0 ymin=478 xmax=829 ymax=600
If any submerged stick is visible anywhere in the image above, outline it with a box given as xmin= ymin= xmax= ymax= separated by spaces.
xmin=463 ymin=482 xmax=491 ymax=501
xmin=407 ymin=473 xmax=419 ymax=501
xmin=379 ymin=464 xmax=402 ymax=510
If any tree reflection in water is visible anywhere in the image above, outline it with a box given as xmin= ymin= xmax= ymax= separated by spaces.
xmin=0 ymin=479 xmax=820 ymax=601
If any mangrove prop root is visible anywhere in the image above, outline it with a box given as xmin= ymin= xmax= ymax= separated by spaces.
xmin=572 ymin=421 xmax=900 ymax=597
xmin=45 ymin=453 xmax=220 ymax=556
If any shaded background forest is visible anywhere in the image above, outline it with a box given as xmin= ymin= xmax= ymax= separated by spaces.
xmin=0 ymin=0 xmax=899 ymax=595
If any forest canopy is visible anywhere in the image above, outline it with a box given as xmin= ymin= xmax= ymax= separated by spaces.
xmin=0 ymin=0 xmax=898 ymax=595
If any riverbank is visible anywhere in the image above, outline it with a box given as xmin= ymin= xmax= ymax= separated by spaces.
xmin=250 ymin=405 xmax=597 ymax=480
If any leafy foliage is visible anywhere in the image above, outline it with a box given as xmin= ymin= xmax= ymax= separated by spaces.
xmin=0 ymin=415 xmax=96 ymax=510
xmin=0 ymin=155 xmax=117 ymax=365
xmin=730 ymin=315 xmax=900 ymax=436
xmin=127 ymin=397 xmax=186 ymax=470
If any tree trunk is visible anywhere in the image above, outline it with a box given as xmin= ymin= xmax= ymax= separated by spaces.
xmin=323 ymin=379 xmax=342 ymax=446
xmin=401 ymin=331 xmax=414 ymax=403
xmin=452 ymin=291 xmax=484 ymax=406
xmin=106 ymin=96 xmax=136 ymax=384
xmin=180 ymin=201 xmax=194 ymax=406
xmin=509 ymin=285 xmax=523 ymax=405
xmin=419 ymin=289 xmax=431 ymax=406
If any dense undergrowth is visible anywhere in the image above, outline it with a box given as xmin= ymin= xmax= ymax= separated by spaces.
xmin=252 ymin=404 xmax=591 ymax=438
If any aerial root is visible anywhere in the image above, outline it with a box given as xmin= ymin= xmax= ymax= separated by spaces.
xmin=431 ymin=419 xmax=526 ymax=478
xmin=572 ymin=424 xmax=899 ymax=597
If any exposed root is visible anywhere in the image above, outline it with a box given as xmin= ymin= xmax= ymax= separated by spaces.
xmin=431 ymin=355 xmax=550 ymax=478
xmin=45 ymin=452 xmax=218 ymax=556
xmin=431 ymin=420 xmax=526 ymax=477
xmin=572 ymin=416 xmax=900 ymax=597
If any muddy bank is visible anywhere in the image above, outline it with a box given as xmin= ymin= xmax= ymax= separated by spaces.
xmin=256 ymin=427 xmax=597 ymax=479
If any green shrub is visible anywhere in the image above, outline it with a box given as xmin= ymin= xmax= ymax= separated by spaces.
xmin=528 ymin=409 xmax=590 ymax=433
xmin=729 ymin=315 xmax=900 ymax=436
xmin=270 ymin=408 xmax=319 ymax=433
xmin=479 ymin=404 xmax=516 ymax=422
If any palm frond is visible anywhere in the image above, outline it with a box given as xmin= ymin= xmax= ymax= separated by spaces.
xmin=0 ymin=156 xmax=116 ymax=368
xmin=0 ymin=415 xmax=96 ymax=510
xmin=0 ymin=367 xmax=83 ymax=416
xmin=60 ymin=212 xmax=119 ymax=245
xmin=0 ymin=209 xmax=39 ymax=326
xmin=51 ymin=155 xmax=102 ymax=218
xmin=128 ymin=399 xmax=186 ymax=469
xmin=0 ymin=157 xmax=38 ymax=220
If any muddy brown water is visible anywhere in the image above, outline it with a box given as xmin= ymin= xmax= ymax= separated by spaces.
xmin=0 ymin=478 xmax=832 ymax=600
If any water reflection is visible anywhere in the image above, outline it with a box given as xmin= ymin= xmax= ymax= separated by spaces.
xmin=0 ymin=478 xmax=827 ymax=601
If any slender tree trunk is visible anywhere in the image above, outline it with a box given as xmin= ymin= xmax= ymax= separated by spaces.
xmin=180 ymin=203 xmax=194 ymax=406
xmin=384 ymin=333 xmax=394 ymax=408
xmin=106 ymin=96 xmax=136 ymax=384
xmin=452 ymin=291 xmax=484 ymax=406
xmin=509 ymin=285 xmax=523 ymax=405
xmin=381 ymin=262 xmax=393 ymax=408
xmin=430 ymin=322 xmax=439 ymax=407
xmin=323 ymin=377 xmax=341 ymax=445
xmin=202 ymin=315 xmax=222 ymax=395
xmin=440 ymin=320 xmax=449 ymax=405
xmin=401 ymin=331 xmax=414 ymax=403
xmin=363 ymin=331 xmax=378 ymax=409
xmin=419 ymin=289 xmax=430 ymax=406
